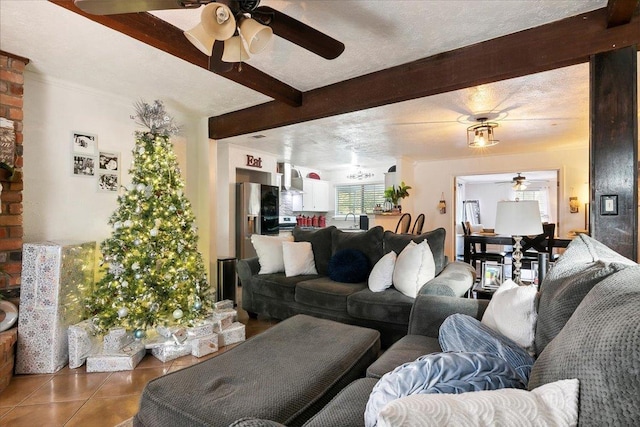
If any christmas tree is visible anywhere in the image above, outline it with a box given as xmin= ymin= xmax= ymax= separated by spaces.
xmin=87 ymin=100 xmax=212 ymax=337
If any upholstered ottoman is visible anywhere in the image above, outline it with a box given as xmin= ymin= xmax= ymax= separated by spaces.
xmin=134 ymin=315 xmax=380 ymax=427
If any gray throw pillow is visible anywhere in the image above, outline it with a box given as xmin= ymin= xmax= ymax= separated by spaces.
xmin=535 ymin=233 xmax=635 ymax=356
xmin=365 ymin=351 xmax=525 ymax=427
xmin=332 ymin=226 xmax=384 ymax=269
xmin=529 ymin=266 xmax=640 ymax=426
xmin=293 ymin=226 xmax=336 ymax=276
xmin=384 ymin=228 xmax=446 ymax=275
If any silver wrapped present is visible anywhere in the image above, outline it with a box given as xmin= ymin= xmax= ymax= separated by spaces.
xmin=86 ymin=341 xmax=146 ymax=372
xmin=67 ymin=319 xmax=100 ymax=369
xmin=214 ymin=300 xmax=234 ymax=310
xmin=188 ymin=322 xmax=214 ymax=339
xmin=151 ymin=342 xmax=192 ymax=362
xmin=103 ymin=327 xmax=133 ymax=352
xmin=16 ymin=241 xmax=96 ymax=374
xmin=213 ymin=309 xmax=237 ymax=330
xmin=219 ymin=322 xmax=245 ymax=346
xmin=190 ymin=334 xmax=219 ymax=357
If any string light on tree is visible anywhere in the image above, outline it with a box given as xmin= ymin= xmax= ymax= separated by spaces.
xmin=86 ymin=100 xmax=213 ymax=334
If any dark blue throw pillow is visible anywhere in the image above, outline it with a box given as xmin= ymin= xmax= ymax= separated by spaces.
xmin=328 ymin=249 xmax=371 ymax=283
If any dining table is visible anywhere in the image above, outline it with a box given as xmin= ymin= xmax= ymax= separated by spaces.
xmin=463 ymin=233 xmax=572 ymax=264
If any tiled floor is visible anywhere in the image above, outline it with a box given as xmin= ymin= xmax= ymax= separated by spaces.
xmin=0 ymin=309 xmax=278 ymax=427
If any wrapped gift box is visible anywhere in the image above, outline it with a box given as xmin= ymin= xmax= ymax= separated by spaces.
xmin=103 ymin=328 xmax=133 ymax=352
xmin=188 ymin=322 xmax=214 ymax=339
xmin=151 ymin=342 xmax=192 ymax=362
xmin=16 ymin=241 xmax=96 ymax=374
xmin=191 ymin=334 xmax=219 ymax=357
xmin=213 ymin=309 xmax=237 ymax=330
xmin=214 ymin=300 xmax=234 ymax=310
xmin=68 ymin=320 xmax=101 ymax=369
xmin=86 ymin=341 xmax=146 ymax=372
xmin=219 ymin=322 xmax=245 ymax=346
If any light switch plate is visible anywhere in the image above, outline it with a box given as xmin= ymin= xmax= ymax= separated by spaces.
xmin=600 ymin=195 xmax=618 ymax=215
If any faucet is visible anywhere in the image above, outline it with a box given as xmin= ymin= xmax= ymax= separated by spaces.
xmin=345 ymin=212 xmax=357 ymax=228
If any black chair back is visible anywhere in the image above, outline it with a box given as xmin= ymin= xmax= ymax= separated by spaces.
xmin=394 ymin=213 xmax=412 ymax=234
xmin=411 ymin=213 xmax=425 ymax=234
xmin=522 ymin=223 xmax=556 ymax=253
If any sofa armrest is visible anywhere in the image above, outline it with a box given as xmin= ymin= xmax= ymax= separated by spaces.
xmin=236 ymin=257 xmax=260 ymax=286
xmin=407 ymin=295 xmax=489 ymax=338
xmin=418 ymin=261 xmax=476 ymax=298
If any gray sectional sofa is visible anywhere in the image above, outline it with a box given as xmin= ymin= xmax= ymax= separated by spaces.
xmin=237 ymin=225 xmax=476 ymax=347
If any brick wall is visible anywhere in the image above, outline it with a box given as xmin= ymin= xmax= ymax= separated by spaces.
xmin=0 ymin=51 xmax=28 ymax=292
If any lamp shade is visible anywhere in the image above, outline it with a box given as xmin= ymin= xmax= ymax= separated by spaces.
xmin=201 ymin=3 xmax=236 ymax=41
xmin=222 ymin=36 xmax=251 ymax=62
xmin=184 ymin=23 xmax=216 ymax=55
xmin=239 ymin=17 xmax=273 ymax=54
xmin=495 ymin=201 xmax=543 ymax=236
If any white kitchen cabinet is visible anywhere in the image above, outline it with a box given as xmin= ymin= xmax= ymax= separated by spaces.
xmin=293 ymin=178 xmax=329 ymax=212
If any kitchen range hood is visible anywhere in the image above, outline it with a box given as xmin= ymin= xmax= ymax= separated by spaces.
xmin=278 ymin=163 xmax=303 ymax=192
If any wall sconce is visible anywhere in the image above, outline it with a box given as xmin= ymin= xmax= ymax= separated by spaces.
xmin=569 ymin=196 xmax=580 ymax=213
xmin=438 ymin=193 xmax=446 ymax=214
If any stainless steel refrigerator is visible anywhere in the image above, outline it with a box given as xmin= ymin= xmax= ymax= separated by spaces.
xmin=236 ymin=183 xmax=279 ymax=259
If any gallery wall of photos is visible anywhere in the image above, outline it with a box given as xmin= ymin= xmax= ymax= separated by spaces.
xmin=71 ymin=131 xmax=120 ymax=193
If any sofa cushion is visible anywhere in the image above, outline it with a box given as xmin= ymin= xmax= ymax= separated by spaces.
xmin=347 ymin=287 xmax=414 ymax=326
xmin=368 ymin=251 xmax=397 ymax=292
xmin=535 ymin=233 xmax=636 ymax=355
xmin=365 ymin=352 xmax=526 ymax=427
xmin=283 ymin=241 xmax=318 ymax=277
xmin=376 ymin=379 xmax=579 ymax=427
xmin=529 ymin=266 xmax=640 ymax=426
xmin=328 ymin=249 xmax=371 ymax=283
xmin=303 ymin=378 xmax=378 ymax=427
xmin=295 ymin=277 xmax=367 ymax=311
xmin=332 ymin=226 xmax=384 ymax=268
xmin=384 ymin=228 xmax=446 ymax=275
xmin=252 ymin=273 xmax=317 ymax=302
xmin=250 ymin=234 xmax=293 ymax=274
xmin=366 ymin=334 xmax=442 ymax=379
xmin=392 ymin=240 xmax=436 ymax=298
xmin=293 ymin=226 xmax=337 ymax=276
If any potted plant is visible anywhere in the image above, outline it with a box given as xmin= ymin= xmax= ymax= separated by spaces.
xmin=384 ymin=181 xmax=412 ymax=212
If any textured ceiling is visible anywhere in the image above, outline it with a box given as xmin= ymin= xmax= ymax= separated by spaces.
xmin=2 ymin=0 xmax=637 ymax=172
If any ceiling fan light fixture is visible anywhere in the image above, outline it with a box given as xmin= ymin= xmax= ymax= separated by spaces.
xmin=467 ymin=118 xmax=499 ymax=148
xmin=201 ymin=3 xmax=236 ymax=41
xmin=239 ymin=17 xmax=273 ymax=54
xmin=222 ymin=35 xmax=251 ymax=63
xmin=184 ymin=23 xmax=216 ymax=55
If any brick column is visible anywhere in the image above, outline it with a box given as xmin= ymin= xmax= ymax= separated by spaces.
xmin=0 ymin=51 xmax=28 ymax=293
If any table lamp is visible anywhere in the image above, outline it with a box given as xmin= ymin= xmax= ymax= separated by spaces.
xmin=495 ymin=200 xmax=543 ymax=284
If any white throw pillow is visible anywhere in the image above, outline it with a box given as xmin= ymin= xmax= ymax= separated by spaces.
xmin=250 ymin=234 xmax=293 ymax=274
xmin=376 ymin=378 xmax=579 ymax=427
xmin=282 ymin=241 xmax=318 ymax=277
xmin=393 ymin=240 xmax=436 ymax=298
xmin=481 ymin=279 xmax=538 ymax=353
xmin=369 ymin=251 xmax=397 ymax=292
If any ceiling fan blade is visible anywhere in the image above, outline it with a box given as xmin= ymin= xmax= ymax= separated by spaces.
xmin=254 ymin=6 xmax=344 ymax=60
xmin=73 ymin=0 xmax=191 ymax=15
xmin=209 ymin=41 xmax=234 ymax=73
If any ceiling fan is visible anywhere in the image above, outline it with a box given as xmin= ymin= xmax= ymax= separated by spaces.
xmin=511 ymin=173 xmax=528 ymax=190
xmin=73 ymin=0 xmax=345 ymax=72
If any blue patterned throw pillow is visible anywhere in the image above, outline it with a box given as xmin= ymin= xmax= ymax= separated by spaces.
xmin=364 ymin=352 xmax=526 ymax=427
xmin=328 ymin=249 xmax=371 ymax=283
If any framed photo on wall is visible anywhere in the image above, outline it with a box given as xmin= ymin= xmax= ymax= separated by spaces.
xmin=97 ymin=172 xmax=119 ymax=192
xmin=72 ymin=154 xmax=96 ymax=177
xmin=72 ymin=132 xmax=97 ymax=155
xmin=481 ymin=263 xmax=503 ymax=289
xmin=99 ymin=151 xmax=120 ymax=173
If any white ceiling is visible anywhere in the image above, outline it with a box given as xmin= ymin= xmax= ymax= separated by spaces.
xmin=1 ymin=0 xmax=637 ymax=172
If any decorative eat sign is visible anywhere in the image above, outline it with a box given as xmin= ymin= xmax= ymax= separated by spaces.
xmin=246 ymin=155 xmax=263 ymax=168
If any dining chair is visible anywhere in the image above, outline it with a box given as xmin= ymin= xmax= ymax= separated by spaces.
xmin=411 ymin=213 xmax=425 ymax=235
xmin=394 ymin=213 xmax=412 ymax=234
xmin=462 ymin=221 xmax=505 ymax=271
xmin=520 ymin=223 xmax=556 ymax=270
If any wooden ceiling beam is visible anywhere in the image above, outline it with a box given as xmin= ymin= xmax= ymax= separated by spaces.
xmin=49 ymin=0 xmax=302 ymax=107
xmin=209 ymin=6 xmax=640 ymax=140
xmin=606 ymin=0 xmax=639 ymax=27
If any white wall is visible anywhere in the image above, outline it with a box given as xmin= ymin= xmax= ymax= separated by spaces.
xmin=22 ymin=73 xmax=213 ymax=274
xmin=412 ymin=147 xmax=588 ymax=258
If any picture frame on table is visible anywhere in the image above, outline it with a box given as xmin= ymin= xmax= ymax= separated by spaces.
xmin=72 ymin=131 xmax=97 ymax=155
xmin=72 ymin=154 xmax=96 ymax=177
xmin=481 ymin=262 xmax=503 ymax=289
